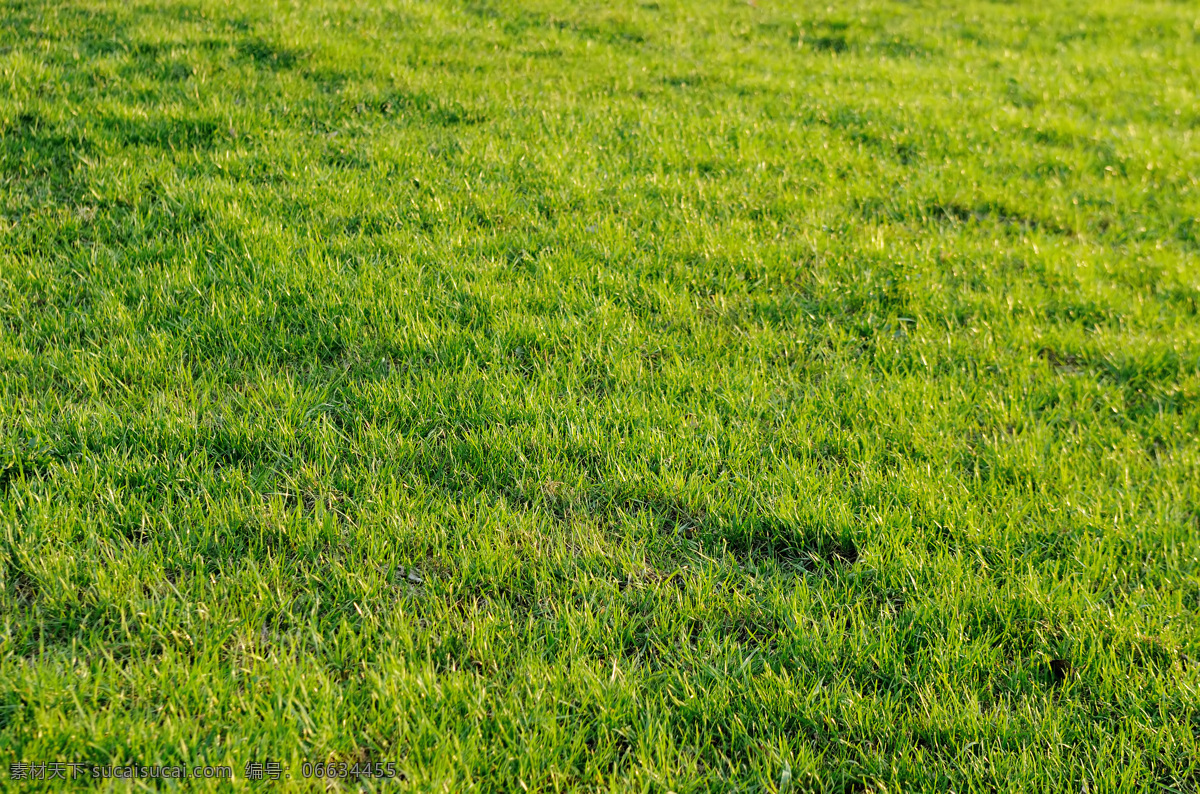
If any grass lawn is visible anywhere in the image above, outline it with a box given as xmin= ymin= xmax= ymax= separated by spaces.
xmin=2 ymin=0 xmax=1199 ymax=789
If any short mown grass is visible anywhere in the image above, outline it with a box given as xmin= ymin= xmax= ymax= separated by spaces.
xmin=2 ymin=0 xmax=1199 ymax=790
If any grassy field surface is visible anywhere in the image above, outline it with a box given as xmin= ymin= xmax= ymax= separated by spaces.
xmin=2 ymin=0 xmax=1199 ymax=790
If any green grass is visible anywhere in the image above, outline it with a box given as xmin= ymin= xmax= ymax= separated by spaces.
xmin=1 ymin=0 xmax=1199 ymax=789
